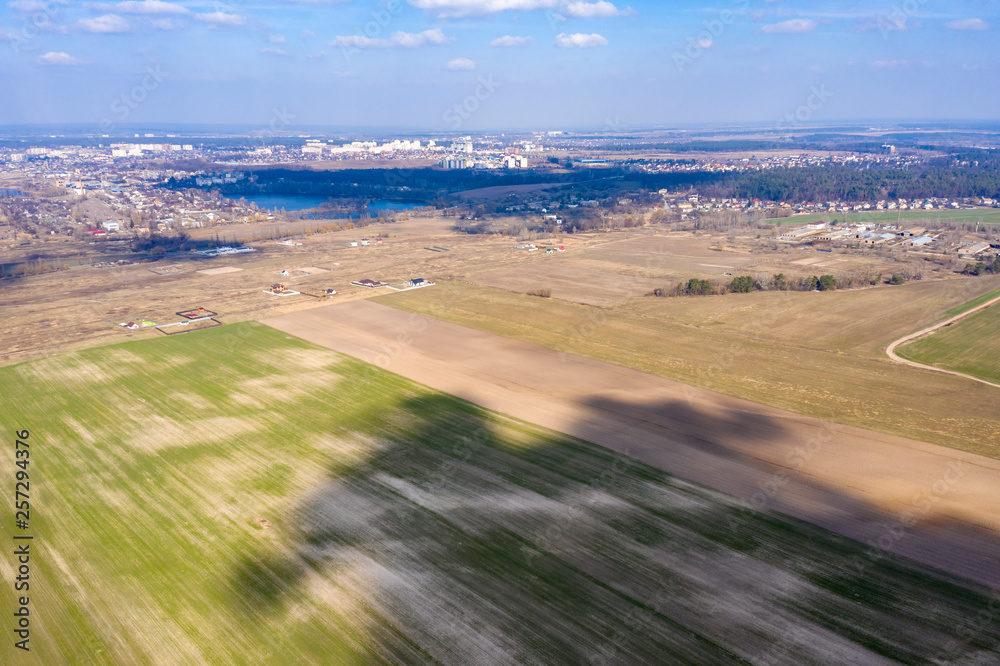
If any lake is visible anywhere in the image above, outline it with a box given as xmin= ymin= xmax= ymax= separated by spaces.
xmin=237 ymin=194 xmax=427 ymax=213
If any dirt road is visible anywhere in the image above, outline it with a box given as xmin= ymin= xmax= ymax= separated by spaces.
xmin=262 ymin=300 xmax=1000 ymax=589
xmin=885 ymin=292 xmax=1000 ymax=389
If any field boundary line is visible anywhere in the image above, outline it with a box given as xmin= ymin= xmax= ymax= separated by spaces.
xmin=885 ymin=293 xmax=1000 ymax=389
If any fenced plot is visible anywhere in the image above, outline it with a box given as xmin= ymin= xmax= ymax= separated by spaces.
xmin=177 ymin=307 xmax=218 ymax=319
xmin=105 ymin=315 xmax=158 ymax=330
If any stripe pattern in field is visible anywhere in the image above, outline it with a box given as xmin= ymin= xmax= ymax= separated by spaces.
xmin=2 ymin=323 xmax=999 ymax=664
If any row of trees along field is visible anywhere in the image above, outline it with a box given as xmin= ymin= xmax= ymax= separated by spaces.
xmin=653 ymin=269 xmax=930 ymax=297
xmin=963 ymin=256 xmax=1000 ymax=275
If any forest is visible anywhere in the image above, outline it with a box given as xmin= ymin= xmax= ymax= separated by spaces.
xmin=169 ymin=149 xmax=1000 ymax=206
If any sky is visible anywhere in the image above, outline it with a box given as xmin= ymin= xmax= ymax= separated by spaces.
xmin=0 ymin=0 xmax=997 ymax=131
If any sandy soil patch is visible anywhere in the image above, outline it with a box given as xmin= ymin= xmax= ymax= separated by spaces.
xmin=198 ymin=266 xmax=244 ymax=276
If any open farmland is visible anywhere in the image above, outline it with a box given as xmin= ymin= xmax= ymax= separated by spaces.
xmin=467 ymin=262 xmax=663 ymax=306
xmin=572 ymin=233 xmax=908 ymax=284
xmin=374 ymin=278 xmax=1000 ymax=455
xmin=2 ymin=322 xmax=999 ymax=664
xmin=897 ymin=301 xmax=1000 ymax=385
xmin=767 ymin=207 xmax=1000 ymax=227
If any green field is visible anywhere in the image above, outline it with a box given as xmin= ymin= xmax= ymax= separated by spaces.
xmin=765 ymin=207 xmax=1000 ymax=227
xmin=3 ymin=323 xmax=999 ymax=664
xmin=898 ymin=302 xmax=1000 ymax=385
xmin=375 ymin=277 xmax=1000 ymax=455
xmin=944 ymin=286 xmax=1000 ymax=318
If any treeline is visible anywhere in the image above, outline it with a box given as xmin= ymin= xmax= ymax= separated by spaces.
xmin=654 ymin=269 xmax=924 ymax=298
xmin=963 ymin=256 xmax=1000 ymax=275
xmin=635 ymin=162 xmax=1000 ymax=202
xmin=170 ymin=151 xmax=1000 ymax=208
xmin=167 ymin=168 xmax=606 ymax=202
xmin=0 ymin=260 xmax=70 ymax=280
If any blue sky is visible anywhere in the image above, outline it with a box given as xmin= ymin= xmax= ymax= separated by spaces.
xmin=0 ymin=0 xmax=997 ymax=130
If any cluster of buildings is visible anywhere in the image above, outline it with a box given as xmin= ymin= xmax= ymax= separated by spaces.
xmin=302 ymin=138 xmax=432 ymax=156
xmin=777 ymin=221 xmax=1000 ymax=256
xmin=439 ymin=154 xmax=529 ymax=170
xmin=658 ymin=192 xmax=998 ymax=217
xmin=636 ymin=152 xmax=923 ymax=175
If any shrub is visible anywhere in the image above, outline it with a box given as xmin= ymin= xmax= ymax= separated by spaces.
xmin=686 ymin=278 xmax=713 ymax=295
xmin=963 ymin=261 xmax=987 ymax=276
xmin=527 ymin=288 xmax=552 ymax=298
xmin=888 ymin=274 xmax=905 ymax=285
xmin=729 ymin=275 xmax=755 ymax=293
xmin=818 ymin=274 xmax=837 ymax=291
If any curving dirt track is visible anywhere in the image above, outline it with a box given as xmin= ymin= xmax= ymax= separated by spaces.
xmin=263 ymin=300 xmax=1000 ymax=589
xmin=885 ymin=292 xmax=1000 ymax=389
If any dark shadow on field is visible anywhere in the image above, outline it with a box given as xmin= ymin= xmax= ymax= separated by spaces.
xmin=583 ymin=395 xmax=789 ymax=461
xmin=227 ymin=390 xmax=1000 ymax=665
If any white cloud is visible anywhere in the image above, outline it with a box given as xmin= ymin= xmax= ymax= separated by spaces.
xmin=446 ymin=56 xmax=476 ymax=70
xmin=261 ymin=47 xmax=289 ymax=56
xmin=410 ymin=0 xmax=558 ymax=17
xmin=269 ymin=33 xmax=286 ymax=43
xmin=7 ymin=0 xmax=60 ymax=13
xmin=306 ymin=50 xmax=326 ymax=58
xmin=83 ymin=0 xmax=189 ymax=14
xmin=944 ymin=18 xmax=989 ymax=31
xmin=78 ymin=13 xmax=132 ymax=32
xmin=563 ymin=1 xmax=627 ymax=18
xmin=555 ymin=32 xmax=608 ymax=48
xmin=760 ymin=18 xmax=817 ymax=34
xmin=330 ymin=28 xmax=449 ymax=48
xmin=37 ymin=51 xmax=82 ymax=65
xmin=491 ymin=35 xmax=531 ymax=47
xmin=393 ymin=28 xmax=448 ymax=47
xmin=300 ymin=29 xmax=315 ymax=40
xmin=195 ymin=12 xmax=246 ymax=27
xmin=869 ymin=59 xmax=909 ymax=69
xmin=149 ymin=17 xmax=176 ymax=29
xmin=408 ymin=0 xmax=629 ymax=18
xmin=858 ymin=14 xmax=908 ymax=33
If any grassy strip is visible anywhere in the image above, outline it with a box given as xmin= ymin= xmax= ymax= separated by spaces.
xmin=898 ymin=302 xmax=1000 ymax=385
xmin=764 ymin=207 xmax=1000 ymax=227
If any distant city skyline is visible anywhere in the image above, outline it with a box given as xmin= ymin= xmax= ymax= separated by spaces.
xmin=0 ymin=0 xmax=997 ymax=129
